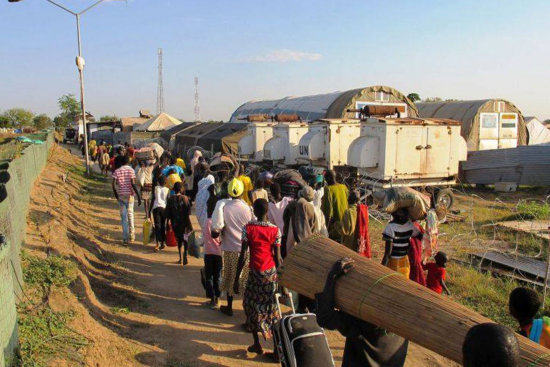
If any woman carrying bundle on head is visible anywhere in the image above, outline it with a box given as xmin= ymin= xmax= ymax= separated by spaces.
xmin=381 ymin=208 xmax=423 ymax=278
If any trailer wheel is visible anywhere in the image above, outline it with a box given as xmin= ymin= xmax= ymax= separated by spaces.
xmin=435 ymin=188 xmax=454 ymax=210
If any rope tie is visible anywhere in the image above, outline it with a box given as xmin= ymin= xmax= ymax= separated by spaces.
xmin=528 ymin=353 xmax=550 ymax=367
xmin=358 ymin=272 xmax=401 ymax=317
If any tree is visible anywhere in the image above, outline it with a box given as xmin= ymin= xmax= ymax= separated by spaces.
xmin=544 ymin=119 xmax=550 ymax=124
xmin=1 ymin=108 xmax=34 ymax=128
xmin=422 ymin=97 xmax=442 ymax=102
xmin=54 ymin=115 xmax=71 ymax=129
xmin=407 ymin=93 xmax=421 ymax=102
xmin=33 ymin=114 xmax=53 ymax=130
xmin=99 ymin=115 xmax=119 ymax=122
xmin=55 ymin=94 xmax=80 ymax=128
xmin=0 ymin=114 xmax=10 ymax=128
xmin=57 ymin=94 xmax=80 ymax=121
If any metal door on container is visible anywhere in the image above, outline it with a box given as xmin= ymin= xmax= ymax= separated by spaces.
xmin=499 ymin=113 xmax=518 ymax=149
xmin=425 ymin=126 xmax=452 ymax=176
xmin=394 ymin=127 xmax=424 ymax=176
xmin=336 ymin=125 xmax=358 ymax=166
xmin=479 ymin=113 xmax=499 ymax=150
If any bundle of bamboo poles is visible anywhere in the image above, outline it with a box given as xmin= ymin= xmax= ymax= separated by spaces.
xmin=278 ymin=235 xmax=550 ymax=366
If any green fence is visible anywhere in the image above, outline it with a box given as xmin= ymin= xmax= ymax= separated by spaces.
xmin=0 ymin=131 xmax=54 ymax=367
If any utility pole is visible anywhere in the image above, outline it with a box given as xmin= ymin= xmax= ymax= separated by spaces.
xmin=194 ymin=76 xmax=200 ymax=122
xmin=9 ymin=0 xmax=126 ymax=176
xmin=157 ymin=48 xmax=164 ymax=114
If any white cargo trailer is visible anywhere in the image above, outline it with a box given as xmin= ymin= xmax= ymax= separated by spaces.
xmin=297 ymin=119 xmax=361 ymax=169
xmin=348 ymin=117 xmax=468 ymax=207
xmin=263 ymin=122 xmax=310 ymax=166
xmin=238 ymin=122 xmax=276 ymax=162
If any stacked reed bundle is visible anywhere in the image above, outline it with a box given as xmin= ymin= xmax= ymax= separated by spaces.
xmin=278 ymin=235 xmax=550 ymax=366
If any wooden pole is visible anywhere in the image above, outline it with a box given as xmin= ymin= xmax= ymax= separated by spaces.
xmin=278 ymin=235 xmax=550 ymax=366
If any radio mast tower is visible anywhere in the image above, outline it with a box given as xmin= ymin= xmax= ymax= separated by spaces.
xmin=194 ymin=76 xmax=200 ymax=122
xmin=156 ymin=48 xmax=164 ymax=114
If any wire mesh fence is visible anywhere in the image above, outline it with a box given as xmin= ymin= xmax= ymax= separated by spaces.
xmin=0 ymin=130 xmax=53 ymax=366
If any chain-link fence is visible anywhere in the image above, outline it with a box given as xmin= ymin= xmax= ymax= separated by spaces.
xmin=0 ymin=130 xmax=53 ymax=367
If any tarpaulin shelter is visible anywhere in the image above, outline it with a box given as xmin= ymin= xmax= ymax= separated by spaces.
xmin=229 ymin=85 xmax=418 ymax=122
xmin=195 ymin=123 xmax=248 ymax=155
xmin=417 ymin=99 xmax=526 ymax=151
xmin=134 ymin=112 xmax=182 ymax=132
xmin=174 ymin=122 xmax=224 ymax=156
xmin=160 ymin=122 xmax=196 ymax=142
xmin=160 ymin=122 xmax=197 ymax=150
xmin=525 ymin=116 xmax=550 ymax=145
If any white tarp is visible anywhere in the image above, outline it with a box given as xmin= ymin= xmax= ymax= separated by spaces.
xmin=526 ymin=117 xmax=550 ymax=145
xmin=135 ymin=112 xmax=182 ymax=132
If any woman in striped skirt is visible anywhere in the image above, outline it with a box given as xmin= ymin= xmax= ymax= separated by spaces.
xmin=234 ymin=198 xmax=282 ymax=357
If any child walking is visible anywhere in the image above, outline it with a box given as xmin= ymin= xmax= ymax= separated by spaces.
xmin=151 ymin=175 xmax=169 ymax=252
xmin=250 ymin=178 xmax=268 ymax=203
xmin=234 ymin=198 xmax=282 ymax=358
xmin=422 ymin=252 xmax=450 ymax=295
xmin=203 ymin=197 xmax=222 ymax=309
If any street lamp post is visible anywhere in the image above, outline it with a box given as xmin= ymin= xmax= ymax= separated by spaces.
xmin=10 ymin=0 xmax=125 ymax=175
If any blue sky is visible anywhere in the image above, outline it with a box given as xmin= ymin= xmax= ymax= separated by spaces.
xmin=1 ymin=0 xmax=549 ymax=121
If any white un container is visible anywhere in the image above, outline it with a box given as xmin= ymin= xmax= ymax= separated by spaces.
xmin=348 ymin=117 xmax=468 ymax=187
xmin=298 ymin=119 xmax=361 ymax=170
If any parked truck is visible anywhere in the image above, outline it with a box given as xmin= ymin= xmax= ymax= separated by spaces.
xmin=63 ymin=121 xmax=84 ymax=144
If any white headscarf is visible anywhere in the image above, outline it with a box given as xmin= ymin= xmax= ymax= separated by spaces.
xmin=190 ymin=150 xmax=203 ymax=171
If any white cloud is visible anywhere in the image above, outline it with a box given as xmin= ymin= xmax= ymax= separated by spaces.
xmin=249 ymin=49 xmax=322 ymax=63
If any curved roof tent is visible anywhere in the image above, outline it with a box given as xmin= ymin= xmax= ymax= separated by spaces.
xmin=229 ymin=85 xmax=418 ymax=122
xmin=525 ymin=117 xmax=550 ymax=145
xmin=417 ymin=99 xmax=527 ymax=151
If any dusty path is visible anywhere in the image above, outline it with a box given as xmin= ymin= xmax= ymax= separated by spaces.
xmin=24 ymin=145 xmax=456 ymax=366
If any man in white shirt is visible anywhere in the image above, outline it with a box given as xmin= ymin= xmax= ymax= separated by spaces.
xmin=211 ymin=178 xmax=254 ymax=316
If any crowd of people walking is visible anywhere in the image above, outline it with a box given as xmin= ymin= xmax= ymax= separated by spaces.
xmin=102 ymin=142 xmax=548 ymax=366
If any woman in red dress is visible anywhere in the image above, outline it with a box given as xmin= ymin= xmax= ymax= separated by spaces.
xmin=234 ymin=198 xmax=282 ymax=357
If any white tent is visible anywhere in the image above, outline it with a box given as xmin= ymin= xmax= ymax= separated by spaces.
xmin=134 ymin=112 xmax=182 ymax=132
xmin=526 ymin=116 xmax=550 ymax=145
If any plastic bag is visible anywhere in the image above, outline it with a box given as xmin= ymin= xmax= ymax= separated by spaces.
xmin=188 ymin=232 xmax=204 ymax=259
xmin=166 ymin=224 xmax=177 ymax=247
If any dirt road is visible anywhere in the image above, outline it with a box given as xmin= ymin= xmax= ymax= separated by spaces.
xmin=23 ymin=146 xmax=455 ymax=366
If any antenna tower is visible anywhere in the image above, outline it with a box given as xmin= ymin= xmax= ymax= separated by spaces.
xmin=157 ymin=48 xmax=164 ymax=114
xmin=194 ymin=76 xmax=200 ymax=122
